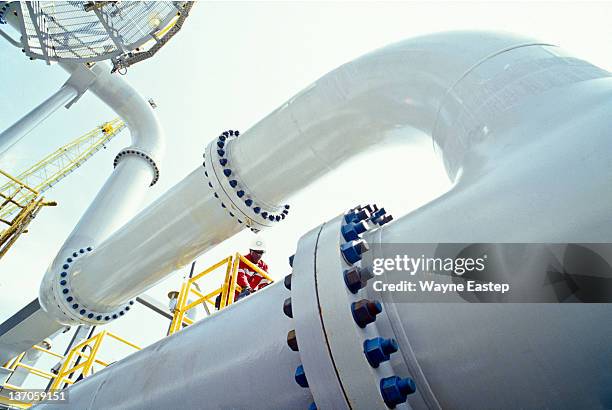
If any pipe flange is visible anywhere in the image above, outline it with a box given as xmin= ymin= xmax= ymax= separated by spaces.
xmin=290 ymin=205 xmax=421 ymax=409
xmin=50 ymin=247 xmax=136 ymax=325
xmin=114 ymin=147 xmax=160 ymax=186
xmin=202 ymin=130 xmax=290 ymax=232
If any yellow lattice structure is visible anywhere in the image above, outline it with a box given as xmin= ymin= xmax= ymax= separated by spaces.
xmin=0 ymin=118 xmax=125 ymax=222
xmin=0 ymin=170 xmax=56 ymax=260
xmin=0 ymin=118 xmax=125 ymax=259
xmin=167 ymin=253 xmax=274 ymax=335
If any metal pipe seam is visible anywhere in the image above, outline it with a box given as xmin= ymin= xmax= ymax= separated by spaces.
xmin=44 ymin=247 xmax=136 ymax=325
xmin=290 ymin=207 xmax=425 ymax=410
xmin=203 ymin=130 xmax=291 ymax=232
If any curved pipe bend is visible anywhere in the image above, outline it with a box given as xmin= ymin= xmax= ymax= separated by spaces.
xmin=39 ymin=60 xmax=165 ymax=325
xmin=40 ymin=31 xmax=609 ymax=325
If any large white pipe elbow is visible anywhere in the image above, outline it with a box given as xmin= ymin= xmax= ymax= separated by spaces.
xmin=38 ymin=60 xmax=164 ymax=325
xmin=43 ymin=31 xmax=609 ymax=325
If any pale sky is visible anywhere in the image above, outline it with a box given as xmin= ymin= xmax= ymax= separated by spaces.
xmin=1 ymin=1 xmax=612 ymax=382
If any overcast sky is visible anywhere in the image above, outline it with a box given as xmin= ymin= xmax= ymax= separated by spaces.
xmin=1 ymin=1 xmax=612 ymax=375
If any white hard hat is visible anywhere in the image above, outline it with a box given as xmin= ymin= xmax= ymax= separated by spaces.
xmin=249 ymin=236 xmax=266 ymax=252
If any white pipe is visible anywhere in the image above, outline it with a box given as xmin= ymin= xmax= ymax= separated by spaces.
xmin=35 ymin=282 xmax=312 ymax=410
xmin=0 ymin=85 xmax=78 ymax=157
xmin=49 ymin=32 xmax=567 ymax=320
xmin=31 ymin=32 xmax=612 ymax=409
xmin=38 ymin=59 xmax=164 ymax=325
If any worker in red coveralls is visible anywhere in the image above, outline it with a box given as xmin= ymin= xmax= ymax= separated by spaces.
xmin=234 ymin=236 xmax=270 ymax=301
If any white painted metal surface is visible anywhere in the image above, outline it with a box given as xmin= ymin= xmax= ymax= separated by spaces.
xmin=35 ymin=282 xmax=312 ymax=410
xmin=0 ymin=85 xmax=77 ymax=156
xmin=41 ymin=32 xmax=590 ymax=323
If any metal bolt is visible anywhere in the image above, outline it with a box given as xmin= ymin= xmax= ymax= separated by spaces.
xmin=284 ymin=274 xmax=292 ymax=290
xmin=341 ymin=240 xmax=369 ymax=265
xmin=343 ymin=266 xmax=374 ymax=294
xmin=288 ymin=254 xmax=295 ymax=267
xmin=294 ymin=365 xmax=308 ymax=388
xmin=283 ymin=298 xmax=293 ymax=318
xmin=287 ymin=329 xmax=298 ymax=351
xmin=351 ymin=299 xmax=382 ymax=328
xmin=223 ymin=169 xmax=232 ymax=177
xmin=341 ymin=220 xmax=369 ymax=242
xmin=380 ymin=376 xmax=416 ymax=408
xmin=364 ymin=337 xmax=399 ymax=368
xmin=308 ymin=403 xmax=317 ymax=410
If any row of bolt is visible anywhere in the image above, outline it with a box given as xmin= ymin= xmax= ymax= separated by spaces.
xmin=0 ymin=2 xmax=7 ymax=24
xmin=58 ymin=247 xmax=134 ymax=322
xmin=202 ymin=130 xmax=290 ymax=230
xmin=342 ymin=205 xmax=416 ymax=409
xmin=282 ymin=273 xmax=317 ymax=409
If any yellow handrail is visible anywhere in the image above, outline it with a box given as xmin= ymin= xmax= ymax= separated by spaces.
xmin=168 ymin=253 xmax=274 ymax=335
xmin=49 ymin=330 xmax=140 ymax=390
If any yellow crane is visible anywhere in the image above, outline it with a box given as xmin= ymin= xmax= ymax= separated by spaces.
xmin=0 ymin=118 xmax=126 ymax=259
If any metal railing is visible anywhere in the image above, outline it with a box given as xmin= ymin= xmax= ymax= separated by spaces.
xmin=167 ymin=253 xmax=273 ymax=335
xmin=49 ymin=330 xmax=140 ymax=390
xmin=0 ymin=344 xmax=65 ymax=408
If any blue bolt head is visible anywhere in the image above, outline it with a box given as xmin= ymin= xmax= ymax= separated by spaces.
xmin=364 ymin=337 xmax=399 ymax=368
xmin=129 ymin=300 xmax=134 ymax=305
xmin=294 ymin=365 xmax=308 ymax=388
xmin=223 ymin=169 xmax=232 ymax=177
xmin=217 ymin=149 xmax=225 ymax=157
xmin=222 ymin=131 xmax=229 ymax=137
xmin=96 ymin=315 xmax=102 ymax=321
xmin=217 ymin=140 xmax=225 ymax=148
xmin=79 ymin=309 xmax=86 ymax=315
xmin=237 ymin=190 xmax=245 ymax=198
xmin=60 ymin=280 xmax=67 ymax=286
xmin=105 ymin=316 xmax=110 ymax=321
xmin=67 ymin=258 xmax=72 ymax=263
xmin=67 ymin=297 xmax=73 ymax=302
xmin=72 ymin=252 xmax=78 ymax=257
xmin=219 ymin=135 xmax=226 ymax=142
xmin=219 ymin=158 xmax=228 ymax=166
xmin=351 ymin=299 xmax=382 ymax=328
xmin=288 ymin=254 xmax=295 ymax=267
xmin=62 ymin=264 xmax=69 ymax=269
xmin=341 ymin=221 xmax=369 ymax=242
xmin=229 ymin=180 xmax=238 ymax=188
xmin=60 ymin=272 xmax=67 ymax=277
xmin=341 ymin=240 xmax=370 ymax=265
xmin=380 ymin=376 xmax=416 ymax=408
xmin=261 ymin=211 xmax=268 ymax=218
xmin=79 ymin=248 xmax=85 ymax=254
xmin=62 ymin=289 xmax=69 ymax=294
xmin=245 ymin=199 xmax=253 ymax=207
xmin=308 ymin=403 xmax=317 ymax=410
xmin=88 ymin=313 xmax=94 ymax=319
xmin=87 ymin=247 xmax=92 ymax=251
xmin=253 ymin=206 xmax=261 ymax=214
